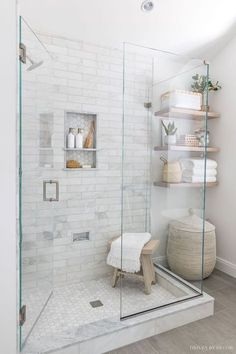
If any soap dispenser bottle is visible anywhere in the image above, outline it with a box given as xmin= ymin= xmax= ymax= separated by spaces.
xmin=76 ymin=128 xmax=84 ymax=149
xmin=67 ymin=128 xmax=75 ymax=148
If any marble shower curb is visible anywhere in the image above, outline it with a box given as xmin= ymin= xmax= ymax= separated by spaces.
xmin=48 ymin=293 xmax=214 ymax=354
xmin=23 ymin=270 xmax=214 ymax=354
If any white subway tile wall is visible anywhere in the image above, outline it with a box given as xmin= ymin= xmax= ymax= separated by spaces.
xmin=21 ymin=34 xmax=152 ymax=289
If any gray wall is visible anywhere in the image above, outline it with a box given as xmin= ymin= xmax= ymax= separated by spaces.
xmin=207 ymin=34 xmax=236 ymax=277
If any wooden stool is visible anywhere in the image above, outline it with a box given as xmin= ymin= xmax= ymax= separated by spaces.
xmin=108 ymin=238 xmax=160 ymax=295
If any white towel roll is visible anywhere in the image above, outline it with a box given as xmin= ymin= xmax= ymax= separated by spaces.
xmin=180 ymin=158 xmax=217 ymax=170
xmin=183 ymin=176 xmax=217 ymax=183
xmin=182 ymin=168 xmax=217 ymax=178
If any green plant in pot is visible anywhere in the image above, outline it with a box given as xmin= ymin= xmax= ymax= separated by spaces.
xmin=162 ymin=121 xmax=177 ymax=146
xmin=191 ymin=74 xmax=222 ymax=111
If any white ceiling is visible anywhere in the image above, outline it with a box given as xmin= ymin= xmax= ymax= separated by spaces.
xmin=20 ymin=0 xmax=236 ymax=59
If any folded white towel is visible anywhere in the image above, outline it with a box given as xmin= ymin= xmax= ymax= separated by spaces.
xmin=182 ymin=168 xmax=217 ymax=178
xmin=180 ymin=158 xmax=217 ymax=170
xmin=183 ymin=176 xmax=217 ymax=183
xmin=107 ymin=232 xmax=151 ymax=273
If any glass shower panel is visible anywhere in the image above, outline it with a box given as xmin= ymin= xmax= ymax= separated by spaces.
xmin=121 ymin=43 xmax=208 ymax=318
xmin=121 ymin=44 xmax=152 ymax=317
xmin=152 ymin=60 xmax=209 ymax=293
xmin=19 ymin=17 xmax=54 ymax=348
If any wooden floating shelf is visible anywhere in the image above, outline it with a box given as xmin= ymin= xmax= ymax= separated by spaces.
xmin=154 ymin=181 xmax=218 ymax=188
xmin=155 ymin=107 xmax=220 ymax=120
xmin=64 ymin=148 xmax=97 ymax=151
xmin=154 ymin=145 xmax=220 ymax=153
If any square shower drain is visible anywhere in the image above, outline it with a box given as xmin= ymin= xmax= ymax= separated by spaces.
xmin=90 ymin=300 xmax=103 ymax=308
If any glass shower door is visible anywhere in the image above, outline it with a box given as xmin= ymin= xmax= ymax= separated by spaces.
xmin=121 ymin=42 xmax=209 ymax=318
xmin=19 ymin=17 xmax=55 ymax=349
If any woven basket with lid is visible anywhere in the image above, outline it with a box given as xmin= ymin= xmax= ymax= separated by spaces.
xmin=167 ymin=211 xmax=216 ymax=280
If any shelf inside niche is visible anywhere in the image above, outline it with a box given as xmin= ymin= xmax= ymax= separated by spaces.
xmin=155 ymin=107 xmax=220 ymax=120
xmin=154 ymin=181 xmax=218 ymax=188
xmin=154 ymin=145 xmax=220 ymax=152
xmin=63 ymin=148 xmax=97 ymax=152
xmin=64 ymin=111 xmax=97 ymax=170
xmin=63 ymin=168 xmax=97 ymax=171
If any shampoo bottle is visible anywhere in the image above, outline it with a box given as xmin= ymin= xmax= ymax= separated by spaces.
xmin=67 ymin=128 xmax=75 ymax=148
xmin=76 ymin=128 xmax=84 ymax=149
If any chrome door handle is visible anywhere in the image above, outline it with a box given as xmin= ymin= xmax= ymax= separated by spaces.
xmin=43 ymin=180 xmax=59 ymax=202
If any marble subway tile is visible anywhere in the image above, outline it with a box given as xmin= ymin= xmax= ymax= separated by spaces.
xmin=21 ymin=34 xmax=151 ymax=290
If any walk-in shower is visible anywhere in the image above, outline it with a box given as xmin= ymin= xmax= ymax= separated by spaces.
xmin=18 ymin=15 xmax=214 ymax=354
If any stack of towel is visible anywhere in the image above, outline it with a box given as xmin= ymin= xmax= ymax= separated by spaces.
xmin=180 ymin=158 xmax=217 ymax=183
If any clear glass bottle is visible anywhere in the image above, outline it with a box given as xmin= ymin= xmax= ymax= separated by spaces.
xmin=67 ymin=128 xmax=75 ymax=148
xmin=76 ymin=128 xmax=84 ymax=149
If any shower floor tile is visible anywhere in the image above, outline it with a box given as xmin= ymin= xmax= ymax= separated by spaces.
xmin=23 ymin=272 xmax=196 ymax=353
xmin=22 ymin=288 xmax=52 ymax=344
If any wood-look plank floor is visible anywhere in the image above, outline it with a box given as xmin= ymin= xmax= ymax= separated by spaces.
xmin=107 ymin=270 xmax=236 ymax=354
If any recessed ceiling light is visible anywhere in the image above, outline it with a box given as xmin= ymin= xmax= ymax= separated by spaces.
xmin=141 ymin=1 xmax=154 ymax=12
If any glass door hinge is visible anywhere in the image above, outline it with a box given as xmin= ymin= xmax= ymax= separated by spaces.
xmin=19 ymin=43 xmax=26 ymax=64
xmin=19 ymin=305 xmax=26 ymax=326
xmin=144 ymin=102 xmax=152 ymax=109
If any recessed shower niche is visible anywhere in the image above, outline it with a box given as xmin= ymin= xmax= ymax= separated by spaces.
xmin=64 ymin=111 xmax=97 ymax=170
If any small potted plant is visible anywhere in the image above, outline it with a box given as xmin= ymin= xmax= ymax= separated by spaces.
xmin=162 ymin=121 xmax=177 ymax=145
xmin=191 ymin=74 xmax=222 ymax=111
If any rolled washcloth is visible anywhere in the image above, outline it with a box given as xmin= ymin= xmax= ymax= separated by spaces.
xmin=182 ymin=168 xmax=217 ymax=178
xmin=107 ymin=232 xmax=151 ymax=273
xmin=182 ymin=176 xmax=217 ymax=183
xmin=180 ymin=158 xmax=217 ymax=170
